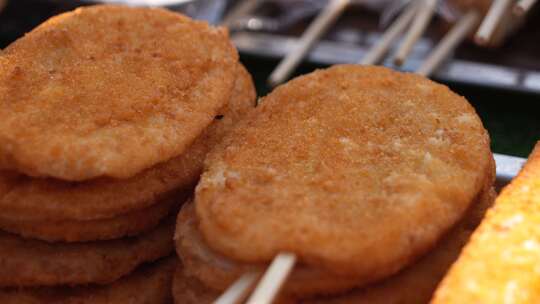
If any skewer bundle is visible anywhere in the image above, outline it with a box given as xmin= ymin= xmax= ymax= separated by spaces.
xmin=235 ymin=0 xmax=536 ymax=83
xmin=363 ymin=0 xmax=535 ymax=76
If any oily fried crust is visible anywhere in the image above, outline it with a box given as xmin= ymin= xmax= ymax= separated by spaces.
xmin=175 ymin=202 xmax=361 ymax=297
xmin=195 ymin=65 xmax=493 ymax=277
xmin=176 ymin=160 xmax=495 ymax=299
xmin=172 ymin=187 xmax=495 ymax=304
xmin=0 ymin=64 xmax=255 ymax=222
xmin=0 ymin=217 xmax=174 ymax=287
xmin=432 ymin=143 xmax=540 ymax=304
xmin=303 ymin=187 xmax=496 ymax=304
xmin=0 ymin=192 xmax=187 ymax=242
xmin=0 ymin=257 xmax=176 ymax=304
xmin=0 ymin=5 xmax=238 ymax=181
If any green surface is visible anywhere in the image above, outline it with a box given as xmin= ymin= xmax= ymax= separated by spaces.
xmin=241 ymin=55 xmax=540 ymax=158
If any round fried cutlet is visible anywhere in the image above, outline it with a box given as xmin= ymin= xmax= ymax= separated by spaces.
xmin=172 ymin=186 xmax=495 ymax=304
xmin=175 ymin=202 xmax=361 ymax=297
xmin=302 ymin=188 xmax=497 ymax=304
xmin=0 ymin=257 xmax=176 ymax=304
xmin=0 ymin=5 xmax=238 ymax=181
xmin=0 ymin=64 xmax=256 ymax=222
xmin=195 ymin=65 xmax=493 ymax=280
xmin=0 ymin=191 xmax=187 ymax=242
xmin=0 ymin=216 xmax=174 ymax=287
xmin=176 ymin=156 xmax=494 ymax=298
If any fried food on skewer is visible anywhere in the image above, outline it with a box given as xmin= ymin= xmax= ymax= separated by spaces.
xmin=174 ymin=65 xmax=494 ymax=302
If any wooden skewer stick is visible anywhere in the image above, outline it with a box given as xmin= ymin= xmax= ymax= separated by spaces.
xmin=360 ymin=3 xmax=417 ymax=65
xmin=475 ymin=0 xmax=512 ymax=45
xmin=267 ymin=0 xmax=350 ymax=87
xmin=214 ymin=272 xmax=260 ymax=304
xmin=393 ymin=0 xmax=437 ymax=66
xmin=416 ymin=11 xmax=479 ymax=77
xmin=221 ymin=0 xmax=264 ymax=27
xmin=245 ymin=253 xmax=297 ymax=304
xmin=514 ymin=0 xmax=538 ymax=15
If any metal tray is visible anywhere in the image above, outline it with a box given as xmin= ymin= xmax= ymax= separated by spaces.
xmin=494 ymin=153 xmax=526 ymax=189
xmin=230 ymin=2 xmax=540 ymax=95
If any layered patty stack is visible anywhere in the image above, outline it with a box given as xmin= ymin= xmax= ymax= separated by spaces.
xmin=0 ymin=5 xmax=255 ymax=303
xmin=173 ymin=65 xmax=495 ymax=303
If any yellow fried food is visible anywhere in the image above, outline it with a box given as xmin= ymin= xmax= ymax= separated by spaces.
xmin=195 ymin=65 xmax=493 ymax=281
xmin=0 ymin=217 xmax=174 ymax=287
xmin=432 ymin=142 xmax=540 ymax=304
xmin=0 ymin=64 xmax=256 ymax=222
xmin=0 ymin=5 xmax=238 ymax=181
xmin=0 ymin=257 xmax=175 ymax=304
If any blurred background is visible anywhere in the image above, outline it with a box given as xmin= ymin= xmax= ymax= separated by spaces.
xmin=0 ymin=0 xmax=538 ymax=157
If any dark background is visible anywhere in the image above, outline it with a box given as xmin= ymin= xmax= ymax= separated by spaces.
xmin=1 ymin=0 xmax=538 ymax=157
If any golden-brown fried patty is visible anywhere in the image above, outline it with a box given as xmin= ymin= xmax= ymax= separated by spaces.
xmin=176 ymin=202 xmax=361 ymax=297
xmin=172 ymin=186 xmax=495 ymax=304
xmin=302 ymin=187 xmax=496 ymax=304
xmin=195 ymin=65 xmax=493 ymax=281
xmin=0 ymin=216 xmax=174 ymax=287
xmin=0 ymin=64 xmax=256 ymax=222
xmin=0 ymin=257 xmax=175 ymax=304
xmin=175 ymin=159 xmax=495 ymax=299
xmin=0 ymin=5 xmax=238 ymax=181
xmin=0 ymin=191 xmax=186 ymax=242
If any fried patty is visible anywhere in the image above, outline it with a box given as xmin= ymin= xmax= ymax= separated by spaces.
xmin=0 ymin=64 xmax=256 ymax=222
xmin=176 ymin=158 xmax=495 ymax=298
xmin=304 ymin=188 xmax=496 ymax=303
xmin=195 ymin=65 xmax=493 ymax=281
xmin=0 ymin=5 xmax=238 ymax=181
xmin=0 ymin=257 xmax=175 ymax=304
xmin=172 ymin=184 xmax=495 ymax=304
xmin=0 ymin=216 xmax=174 ymax=287
xmin=0 ymin=191 xmax=186 ymax=242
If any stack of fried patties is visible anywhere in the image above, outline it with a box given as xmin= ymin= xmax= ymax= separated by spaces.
xmin=173 ymin=65 xmax=496 ymax=304
xmin=0 ymin=5 xmax=255 ymax=303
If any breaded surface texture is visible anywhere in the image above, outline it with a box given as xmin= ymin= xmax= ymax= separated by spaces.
xmin=0 ymin=216 xmax=174 ymax=287
xmin=0 ymin=64 xmax=255 ymax=222
xmin=176 ymin=202 xmax=361 ymax=297
xmin=177 ymin=161 xmax=495 ymax=299
xmin=0 ymin=5 xmax=238 ymax=181
xmin=0 ymin=192 xmax=186 ymax=242
xmin=173 ymin=186 xmax=495 ymax=304
xmin=432 ymin=142 xmax=540 ymax=304
xmin=0 ymin=257 xmax=175 ymax=304
xmin=195 ymin=65 xmax=492 ymax=278
xmin=303 ymin=187 xmax=496 ymax=304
